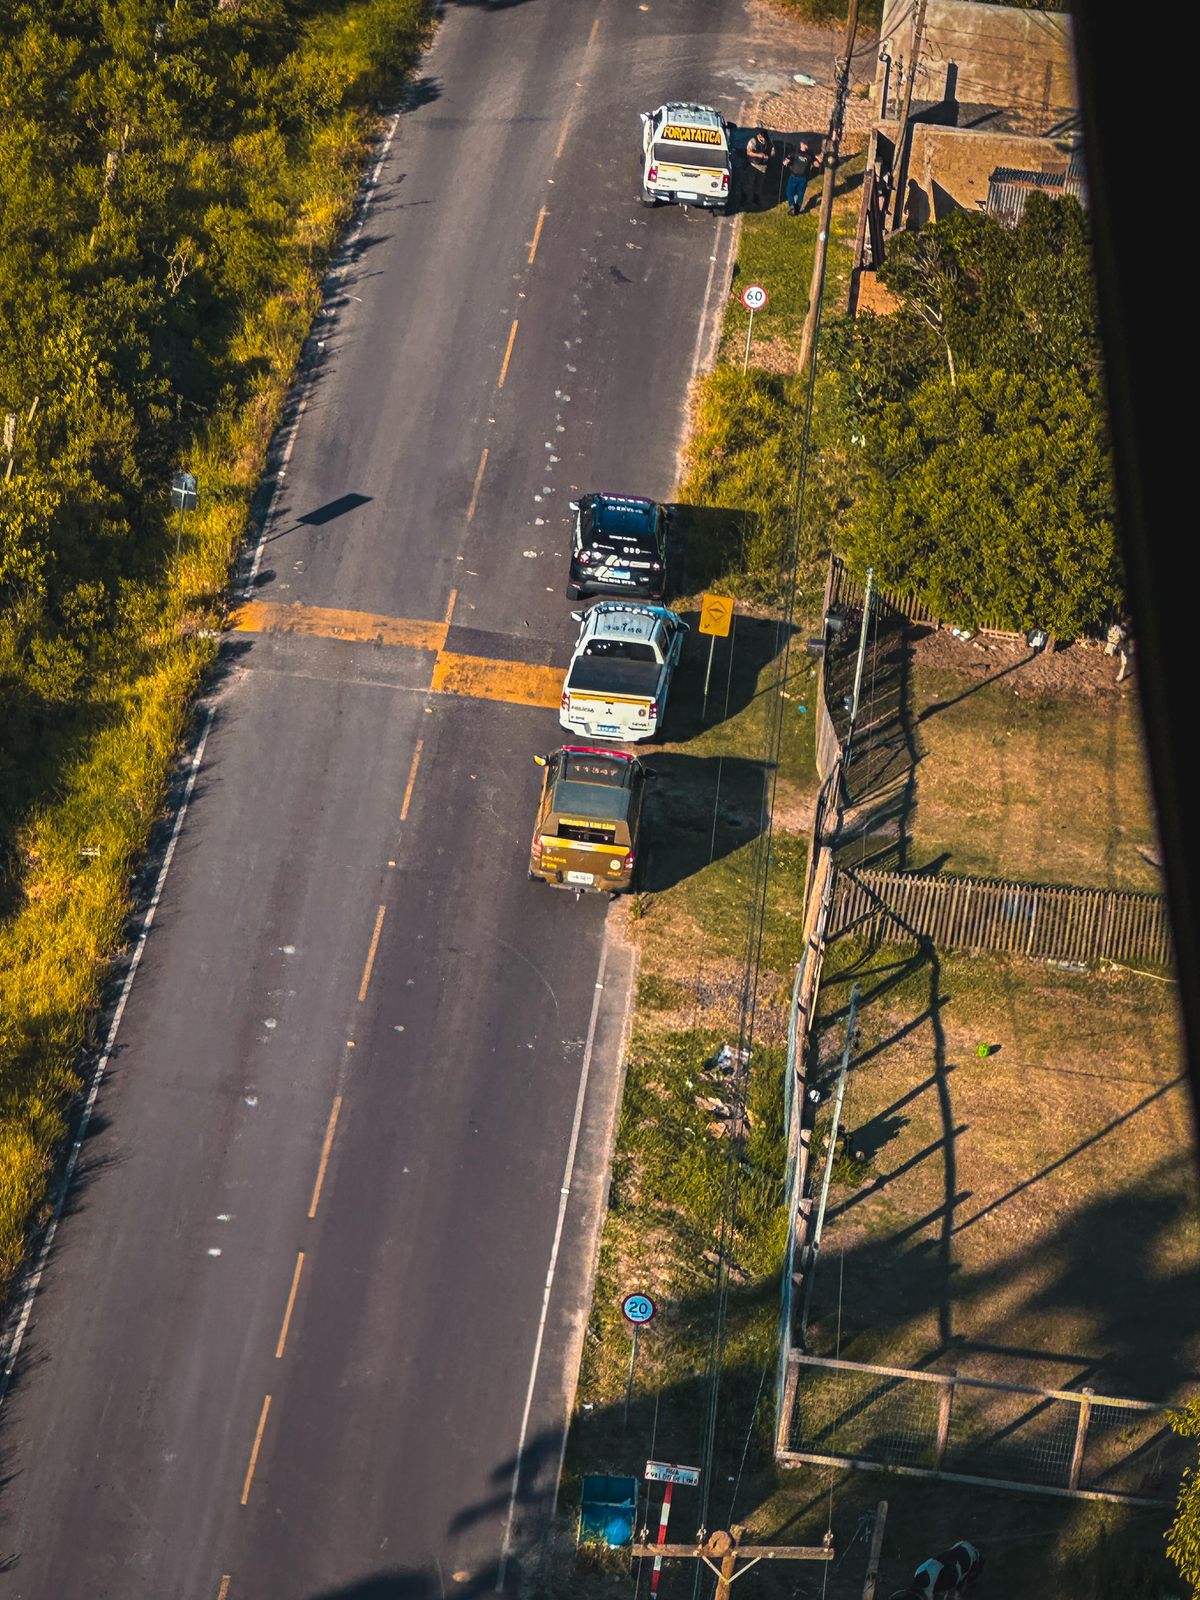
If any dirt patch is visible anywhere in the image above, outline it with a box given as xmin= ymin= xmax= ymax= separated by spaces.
xmin=912 ymin=625 xmax=1136 ymax=704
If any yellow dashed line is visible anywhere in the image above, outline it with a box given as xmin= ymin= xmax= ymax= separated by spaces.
xmin=527 ymin=206 xmax=548 ymax=264
xmin=431 ymin=652 xmax=563 ymax=710
xmin=467 ymin=448 xmax=489 ymax=522
xmin=217 ymin=1579 xmax=231 ymax=1600
xmin=400 ymin=738 xmax=424 ymax=822
xmin=240 ymin=1395 xmax=271 ymax=1506
xmin=357 ymin=904 xmax=387 ymax=1003
xmin=275 ymin=1253 xmax=305 ymax=1359
xmin=232 ymin=600 xmax=447 ymax=653
xmin=498 ymin=320 xmax=519 ymax=389
xmin=308 ymin=1095 xmax=342 ymax=1219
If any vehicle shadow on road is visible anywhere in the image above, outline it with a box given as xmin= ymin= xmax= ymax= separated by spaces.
xmin=638 ymin=752 xmax=774 ymax=893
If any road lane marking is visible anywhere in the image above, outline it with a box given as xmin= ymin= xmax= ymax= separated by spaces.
xmin=444 ymin=587 xmax=458 ymax=624
xmin=0 ymin=705 xmax=215 ymax=1407
xmin=497 ymin=320 xmax=519 ymax=389
xmin=554 ymin=117 xmax=572 ymax=162
xmin=466 ymin=448 xmax=489 ymax=523
xmin=357 ymin=904 xmax=387 ymax=1002
xmin=430 ymin=652 xmax=562 ymax=709
xmin=400 ymin=739 xmax=425 ymax=822
xmin=527 ymin=206 xmax=548 ymax=264
xmin=240 ymin=1394 xmax=272 ymax=1505
xmin=217 ymin=1579 xmax=231 ymax=1600
xmin=496 ymin=941 xmax=610 ymax=1591
xmin=308 ymin=1095 xmax=343 ymax=1218
xmin=232 ymin=600 xmax=448 ymax=653
xmin=275 ymin=1252 xmax=306 ymax=1359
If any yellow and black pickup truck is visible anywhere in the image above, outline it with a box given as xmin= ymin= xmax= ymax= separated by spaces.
xmin=527 ymin=746 xmax=652 ymax=896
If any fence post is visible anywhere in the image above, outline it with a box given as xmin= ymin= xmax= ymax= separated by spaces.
xmin=861 ymin=1500 xmax=889 ymax=1600
xmin=777 ymin=1350 xmax=801 ymax=1455
xmin=934 ymin=1373 xmax=956 ymax=1469
xmin=1068 ymin=1387 xmax=1094 ymax=1490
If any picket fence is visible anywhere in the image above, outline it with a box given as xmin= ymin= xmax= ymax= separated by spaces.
xmin=831 ymin=867 xmax=1173 ymax=969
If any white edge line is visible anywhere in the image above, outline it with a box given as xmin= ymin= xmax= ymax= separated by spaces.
xmin=550 ymin=938 xmax=639 ymax=1499
xmin=495 ymin=938 xmax=610 ymax=1592
xmin=242 ymin=108 xmax=400 ymax=596
xmin=0 ymin=706 xmax=216 ymax=1404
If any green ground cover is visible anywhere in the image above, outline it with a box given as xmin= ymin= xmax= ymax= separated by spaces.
xmin=0 ymin=0 xmax=429 ymax=1293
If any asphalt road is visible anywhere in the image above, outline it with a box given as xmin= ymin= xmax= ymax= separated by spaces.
xmin=0 ymin=2 xmax=764 ymax=1594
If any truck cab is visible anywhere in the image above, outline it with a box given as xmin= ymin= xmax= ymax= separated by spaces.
xmin=639 ymin=103 xmax=732 ymax=211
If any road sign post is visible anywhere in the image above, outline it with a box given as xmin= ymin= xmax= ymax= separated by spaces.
xmin=170 ymin=470 xmax=199 ymax=561
xmin=740 ymin=283 xmax=768 ymax=372
xmin=621 ymin=1293 xmax=655 ymax=1426
xmin=698 ymin=593 xmax=735 ymax=720
xmin=643 ymin=1462 xmax=700 ymax=1594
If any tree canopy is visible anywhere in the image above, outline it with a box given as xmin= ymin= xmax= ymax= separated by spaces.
xmin=820 ymin=194 xmax=1120 ymax=636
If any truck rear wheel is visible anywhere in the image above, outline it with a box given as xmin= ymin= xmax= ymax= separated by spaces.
xmin=640 ymin=187 xmax=659 ymax=208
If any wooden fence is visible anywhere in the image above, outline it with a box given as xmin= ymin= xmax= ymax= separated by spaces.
xmin=831 ymin=866 xmax=1174 ymax=969
xmin=827 ymin=555 xmax=1027 ymax=640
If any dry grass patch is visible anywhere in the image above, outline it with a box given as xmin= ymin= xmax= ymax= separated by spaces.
xmin=907 ymin=632 xmax=1160 ymax=893
xmin=808 ymin=940 xmax=1196 ymax=1403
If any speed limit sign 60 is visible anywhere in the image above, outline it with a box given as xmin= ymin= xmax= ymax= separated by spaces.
xmin=741 ymin=283 xmax=768 ymax=311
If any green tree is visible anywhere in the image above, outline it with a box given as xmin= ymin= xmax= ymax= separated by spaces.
xmin=1168 ymin=1398 xmax=1200 ymax=1597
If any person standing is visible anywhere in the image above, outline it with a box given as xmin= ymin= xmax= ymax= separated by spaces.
xmin=744 ymin=127 xmax=773 ymax=206
xmin=783 ymin=141 xmax=817 ymax=214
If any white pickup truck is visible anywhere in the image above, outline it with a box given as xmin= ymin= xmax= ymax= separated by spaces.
xmin=559 ymin=603 xmax=688 ymax=744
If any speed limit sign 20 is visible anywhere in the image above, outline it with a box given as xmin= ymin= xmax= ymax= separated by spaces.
xmin=741 ymin=283 xmax=769 ymax=311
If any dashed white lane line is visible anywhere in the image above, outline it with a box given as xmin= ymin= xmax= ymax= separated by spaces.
xmin=0 ymin=705 xmax=216 ymax=1405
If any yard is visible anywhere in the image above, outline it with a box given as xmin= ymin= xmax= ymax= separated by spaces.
xmin=904 ymin=629 xmax=1161 ymax=893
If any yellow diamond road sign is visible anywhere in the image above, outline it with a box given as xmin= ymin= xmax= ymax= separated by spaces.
xmin=699 ymin=593 xmax=734 ymax=637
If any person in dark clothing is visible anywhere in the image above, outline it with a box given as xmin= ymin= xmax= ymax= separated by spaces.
xmin=744 ymin=127 xmax=773 ymax=205
xmin=782 ymin=141 xmax=817 ymax=214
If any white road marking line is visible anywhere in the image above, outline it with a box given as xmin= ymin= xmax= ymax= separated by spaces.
xmin=0 ymin=706 xmax=216 ymax=1404
xmin=495 ymin=941 xmax=609 ymax=1591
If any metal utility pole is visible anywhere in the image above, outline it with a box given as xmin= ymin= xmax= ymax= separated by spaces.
xmin=632 ymin=1526 xmax=834 ymax=1593
xmin=798 ymin=983 xmax=859 ymax=1340
xmin=848 ymin=566 xmax=875 ymax=741
xmin=796 ymin=0 xmax=860 ymax=378
xmin=889 ymin=0 xmax=927 ymax=232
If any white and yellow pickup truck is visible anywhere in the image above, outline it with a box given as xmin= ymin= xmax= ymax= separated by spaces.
xmin=559 ymin=603 xmax=689 ymax=744
xmin=639 ymin=102 xmax=732 ymax=211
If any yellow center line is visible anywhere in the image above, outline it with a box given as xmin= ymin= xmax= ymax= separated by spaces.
xmin=232 ymin=600 xmax=448 ymax=653
xmin=467 ymin=447 xmax=489 ymax=523
xmin=240 ymin=1395 xmax=272 ymax=1506
xmin=588 ymin=14 xmax=600 ymax=45
xmin=431 ymin=652 xmax=563 ymax=709
xmin=497 ymin=319 xmax=519 ymax=389
xmin=400 ymin=738 xmax=424 ymax=822
xmin=553 ymin=117 xmax=572 ymax=162
xmin=308 ymin=1094 xmax=343 ymax=1219
xmin=444 ymin=587 xmax=458 ymax=625
xmin=527 ymin=205 xmax=548 ymax=264
xmin=275 ymin=1252 xmax=306 ymax=1359
xmin=217 ymin=1580 xmax=231 ymax=1600
xmin=357 ymin=904 xmax=387 ymax=1003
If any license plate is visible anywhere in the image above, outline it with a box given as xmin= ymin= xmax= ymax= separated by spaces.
xmin=609 ymin=569 xmax=631 ymax=581
xmin=680 ymin=193 xmax=699 ymax=202
xmin=597 ymin=725 xmax=620 ymax=735
xmin=567 ymin=871 xmax=594 ymax=886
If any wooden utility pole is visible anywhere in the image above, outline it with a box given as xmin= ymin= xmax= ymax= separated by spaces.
xmin=889 ymin=0 xmax=928 ymax=232
xmin=796 ymin=0 xmax=860 ymax=378
xmin=632 ymin=1525 xmax=834 ymax=1594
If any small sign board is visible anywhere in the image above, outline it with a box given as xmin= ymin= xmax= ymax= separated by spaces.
xmin=740 ymin=283 xmax=768 ymax=312
xmin=645 ymin=1460 xmax=701 ymax=1487
xmin=699 ymin=593 xmax=734 ymax=638
xmin=621 ymin=1292 xmax=656 ymax=1325
xmin=170 ymin=470 xmax=199 ymax=511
